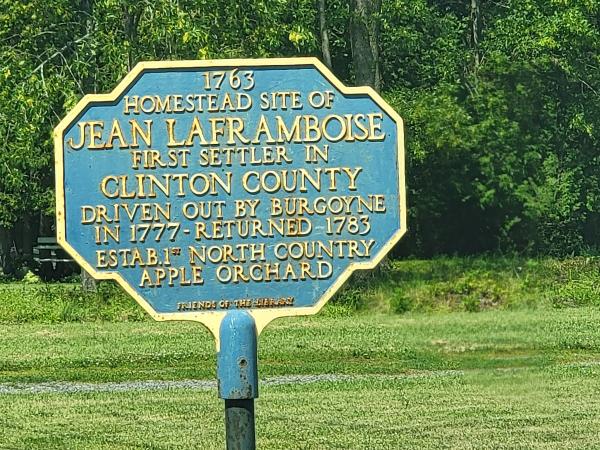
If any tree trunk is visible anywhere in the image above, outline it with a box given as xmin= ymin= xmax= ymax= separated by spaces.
xmin=350 ymin=0 xmax=382 ymax=91
xmin=318 ymin=0 xmax=332 ymax=68
xmin=81 ymin=268 xmax=98 ymax=292
xmin=21 ymin=214 xmax=34 ymax=262
xmin=467 ymin=0 xmax=481 ymax=92
xmin=0 ymin=226 xmax=12 ymax=275
xmin=123 ymin=5 xmax=141 ymax=72
xmin=470 ymin=0 xmax=480 ymax=70
xmin=81 ymin=0 xmax=96 ymax=93
xmin=368 ymin=0 xmax=381 ymax=92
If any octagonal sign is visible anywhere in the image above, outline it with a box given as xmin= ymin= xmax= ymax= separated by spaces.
xmin=55 ymin=58 xmax=406 ymax=339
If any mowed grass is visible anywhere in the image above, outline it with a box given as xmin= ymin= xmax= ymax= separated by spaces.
xmin=1 ymin=308 xmax=600 ymax=382
xmin=1 ymin=308 xmax=600 ymax=448
xmin=2 ymin=368 xmax=600 ymax=449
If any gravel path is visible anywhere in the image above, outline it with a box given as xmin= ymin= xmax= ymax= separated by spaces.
xmin=0 ymin=371 xmax=462 ymax=395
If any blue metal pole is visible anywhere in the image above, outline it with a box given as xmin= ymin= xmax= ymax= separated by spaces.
xmin=217 ymin=311 xmax=258 ymax=450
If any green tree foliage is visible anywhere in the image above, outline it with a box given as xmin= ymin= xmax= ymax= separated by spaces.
xmin=0 ymin=0 xmax=316 ymax=226
xmin=0 ymin=0 xmax=76 ymax=225
xmin=384 ymin=0 xmax=600 ymax=255
xmin=1 ymin=0 xmax=600 ymax=256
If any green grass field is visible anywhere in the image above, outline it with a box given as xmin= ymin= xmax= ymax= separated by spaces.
xmin=4 ymin=256 xmax=600 ymax=324
xmin=2 ymin=307 xmax=600 ymax=448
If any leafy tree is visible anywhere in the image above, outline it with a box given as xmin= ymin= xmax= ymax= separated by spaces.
xmin=2 ymin=0 xmax=600 ymax=264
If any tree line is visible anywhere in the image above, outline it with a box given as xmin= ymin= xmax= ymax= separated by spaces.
xmin=1 ymin=0 xmax=599 ymax=273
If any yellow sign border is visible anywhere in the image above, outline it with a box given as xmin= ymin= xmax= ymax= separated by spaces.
xmin=54 ymin=57 xmax=407 ymax=349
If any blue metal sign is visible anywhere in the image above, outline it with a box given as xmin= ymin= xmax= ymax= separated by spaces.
xmin=55 ymin=58 xmax=406 ymax=338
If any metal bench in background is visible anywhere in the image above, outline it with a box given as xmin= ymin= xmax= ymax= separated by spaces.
xmin=33 ymin=236 xmax=77 ymax=281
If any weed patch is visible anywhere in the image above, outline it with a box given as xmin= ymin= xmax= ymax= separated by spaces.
xmin=0 ymin=282 xmax=146 ymax=323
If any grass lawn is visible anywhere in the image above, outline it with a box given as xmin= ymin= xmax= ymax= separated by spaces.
xmin=4 ymin=256 xmax=600 ymax=324
xmin=1 ymin=307 xmax=600 ymax=448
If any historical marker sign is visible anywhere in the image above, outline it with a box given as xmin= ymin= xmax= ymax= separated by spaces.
xmin=55 ymin=58 xmax=406 ymax=340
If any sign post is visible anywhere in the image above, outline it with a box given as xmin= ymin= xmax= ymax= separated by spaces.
xmin=55 ymin=58 xmax=406 ymax=449
xmin=218 ymin=311 xmax=258 ymax=448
